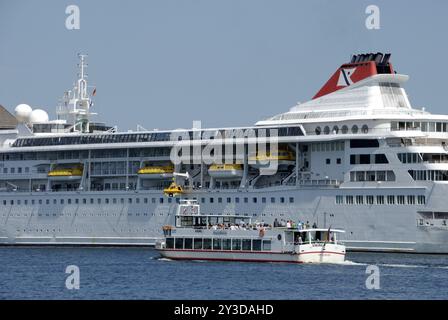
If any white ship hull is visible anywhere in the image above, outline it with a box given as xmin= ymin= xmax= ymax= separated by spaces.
xmin=1 ymin=182 xmax=447 ymax=253
xmin=157 ymin=247 xmax=345 ymax=264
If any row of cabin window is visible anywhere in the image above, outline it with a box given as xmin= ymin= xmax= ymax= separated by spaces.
xmin=1 ymin=196 xmax=295 ymax=206
xmin=391 ymin=121 xmax=448 ymax=132
xmin=349 ymin=170 xmax=396 ymax=182
xmin=350 ymin=154 xmax=388 ymax=165
xmin=2 ymin=167 xmax=30 ymax=174
xmin=165 ymin=237 xmax=272 ymax=251
xmin=398 ymin=153 xmax=448 ymax=164
xmin=201 ymin=197 xmax=294 ymax=204
xmin=315 ymin=124 xmax=369 ymax=135
xmin=408 ymin=170 xmax=448 ymax=181
xmin=336 ymin=195 xmax=426 ymax=205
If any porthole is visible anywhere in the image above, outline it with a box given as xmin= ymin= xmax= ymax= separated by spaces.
xmin=324 ymin=126 xmax=330 ymax=135
xmin=315 ymin=127 xmax=321 ymax=135
xmin=351 ymin=125 xmax=359 ymax=134
xmin=341 ymin=125 xmax=348 ymax=134
xmin=361 ymin=124 xmax=369 ymax=134
xmin=277 ymin=234 xmax=282 ymax=241
xmin=332 ymin=126 xmax=339 ymax=134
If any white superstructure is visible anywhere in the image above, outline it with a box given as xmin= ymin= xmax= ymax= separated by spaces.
xmin=1 ymin=52 xmax=447 ymax=253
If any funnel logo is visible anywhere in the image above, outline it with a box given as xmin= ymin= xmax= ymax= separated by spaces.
xmin=337 ymin=68 xmax=356 ymax=87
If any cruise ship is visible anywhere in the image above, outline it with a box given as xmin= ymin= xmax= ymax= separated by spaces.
xmin=1 ymin=52 xmax=447 ymax=253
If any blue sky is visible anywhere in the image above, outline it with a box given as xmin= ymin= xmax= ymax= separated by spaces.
xmin=0 ymin=0 xmax=447 ymax=130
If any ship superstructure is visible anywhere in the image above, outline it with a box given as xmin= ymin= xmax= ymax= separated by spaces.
xmin=1 ymin=52 xmax=447 ymax=253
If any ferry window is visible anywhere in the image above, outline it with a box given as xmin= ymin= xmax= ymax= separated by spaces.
xmin=194 ymin=238 xmax=203 ymax=250
xmin=253 ymin=197 xmax=257 ymax=203
xmin=387 ymin=195 xmax=395 ymax=205
xmin=151 ymin=198 xmax=156 ymax=204
xmin=39 ymin=200 xmax=43 ymax=205
xmin=421 ymin=122 xmax=428 ymax=131
xmin=436 ymin=122 xmax=442 ymax=132
xmin=261 ymin=197 xmax=266 ymax=203
xmin=222 ymin=239 xmax=231 ymax=250
xmin=235 ymin=197 xmax=240 ymax=203
xmin=232 ymin=239 xmax=242 ymax=250
xmin=159 ymin=198 xmax=164 ymax=204
xmin=184 ymin=238 xmax=193 ymax=249
xmin=271 ymin=197 xmax=275 ymax=203
xmin=10 ymin=168 xmax=15 ymax=174
xmin=97 ymin=199 xmax=101 ymax=204
xmin=213 ymin=239 xmax=222 ymax=250
xmin=337 ymin=158 xmax=341 ymax=164
xmin=341 ymin=125 xmax=348 ymax=134
xmin=175 ymin=238 xmax=184 ymax=249
xmin=136 ymin=198 xmax=140 ymax=204
xmin=201 ymin=198 xmax=205 ymax=204
xmin=242 ymin=239 xmax=252 ymax=251
xmin=429 ymin=122 xmax=436 ymax=132
xmin=377 ymin=195 xmax=384 ymax=205
xmin=336 ymin=196 xmax=343 ymax=204
xmin=360 ymin=154 xmax=370 ymax=164
xmin=90 ymin=198 xmax=94 ymax=204
xmin=350 ymin=139 xmax=379 ymax=148
xmin=280 ymin=197 xmax=285 ymax=203
xmin=144 ymin=198 xmax=148 ymax=204
xmin=18 ymin=167 xmax=22 ymax=173
xmin=252 ymin=239 xmax=262 ymax=251
xmin=166 ymin=238 xmax=174 ymax=249
xmin=46 ymin=199 xmax=49 ymax=205
xmin=417 ymin=195 xmax=426 ymax=205
xmin=289 ymin=197 xmax=294 ymax=203
xmin=244 ymin=197 xmax=248 ymax=203
xmin=128 ymin=198 xmax=132 ymax=204
xmin=53 ymin=199 xmax=57 ymax=205
xmin=315 ymin=127 xmax=321 ymax=135
xmin=262 ymin=240 xmax=271 ymax=251
xmin=366 ymin=196 xmax=374 ymax=205
xmin=32 ymin=200 xmax=35 ymax=205
xmin=203 ymin=238 xmax=212 ymax=250
xmin=350 ymin=155 xmax=356 ymax=164
xmin=168 ymin=198 xmax=172 ymax=203
xmin=209 ymin=198 xmax=214 ymax=203
xmin=324 ymin=126 xmax=330 ymax=135
xmin=375 ymin=154 xmax=388 ymax=164
xmin=351 ymin=125 xmax=358 ymax=134
xmin=367 ymin=171 xmax=375 ymax=181
xmin=356 ymin=195 xmax=364 ymax=205
xmin=332 ymin=126 xmax=339 ymax=134
xmin=397 ymin=195 xmax=405 ymax=205
xmin=407 ymin=195 xmax=415 ymax=205
xmin=218 ymin=197 xmax=222 ymax=203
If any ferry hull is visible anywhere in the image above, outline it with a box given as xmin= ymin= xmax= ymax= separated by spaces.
xmin=157 ymin=249 xmax=345 ymax=264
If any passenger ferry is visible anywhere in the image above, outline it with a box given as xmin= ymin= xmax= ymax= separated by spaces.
xmin=156 ymin=200 xmax=346 ymax=264
xmin=1 ymin=52 xmax=448 ymax=253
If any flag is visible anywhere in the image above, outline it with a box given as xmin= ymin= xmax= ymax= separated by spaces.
xmin=92 ymin=88 xmax=97 ymax=96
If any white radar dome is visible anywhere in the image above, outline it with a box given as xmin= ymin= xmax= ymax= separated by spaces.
xmin=14 ymin=104 xmax=32 ymax=122
xmin=29 ymin=109 xmax=49 ymax=124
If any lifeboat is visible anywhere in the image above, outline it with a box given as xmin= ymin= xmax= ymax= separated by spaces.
xmin=208 ymin=164 xmax=243 ymax=179
xmin=47 ymin=164 xmax=83 ymax=181
xmin=248 ymin=148 xmax=295 ymax=169
xmin=138 ymin=165 xmax=174 ymax=179
xmin=163 ymin=182 xmax=184 ymax=197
